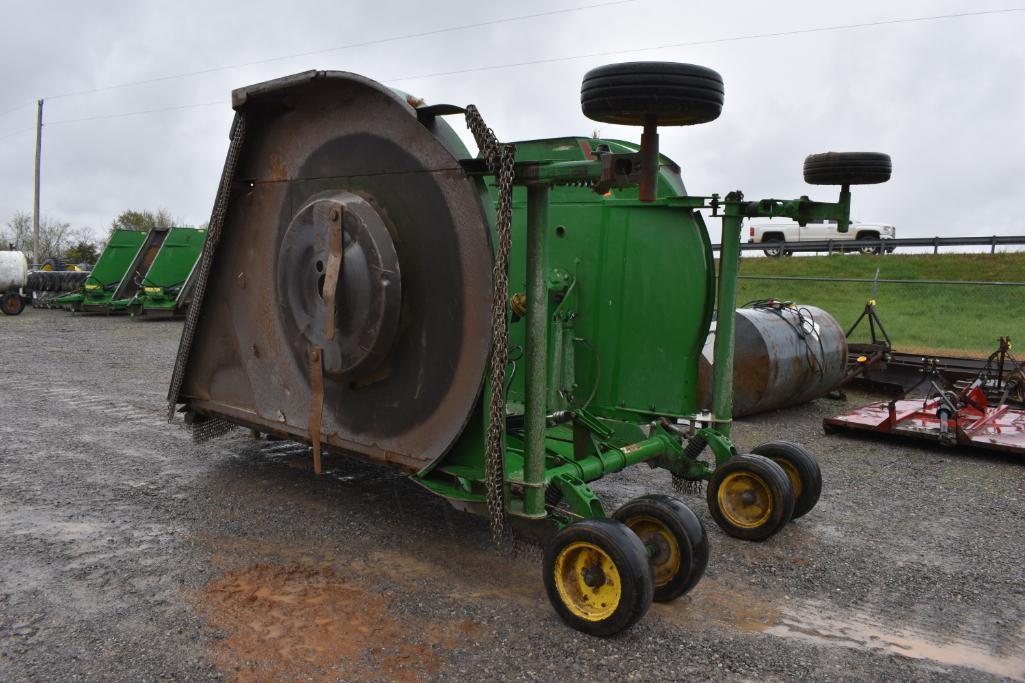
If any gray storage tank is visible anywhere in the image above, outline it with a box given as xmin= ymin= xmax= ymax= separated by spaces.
xmin=698 ymin=304 xmax=847 ymax=417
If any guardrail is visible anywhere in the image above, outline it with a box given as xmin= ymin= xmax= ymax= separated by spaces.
xmin=738 ymin=274 xmax=1025 ymax=287
xmin=711 ymin=235 xmax=1025 ymax=255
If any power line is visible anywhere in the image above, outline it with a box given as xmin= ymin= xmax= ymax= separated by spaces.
xmin=384 ymin=6 xmax=1025 ymax=82
xmin=0 ymin=126 xmax=34 ymax=143
xmin=3 ymin=5 xmax=1022 ymax=136
xmin=39 ymin=0 xmax=635 ymax=102
xmin=1 ymin=102 xmax=226 ymax=141
xmin=44 ymin=100 xmax=227 ymax=127
xmin=0 ymin=102 xmax=33 ymax=119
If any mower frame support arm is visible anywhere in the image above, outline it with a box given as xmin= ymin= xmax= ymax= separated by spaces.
xmin=522 ymin=184 xmax=551 ymax=517
xmin=710 ymin=188 xmax=854 ymax=430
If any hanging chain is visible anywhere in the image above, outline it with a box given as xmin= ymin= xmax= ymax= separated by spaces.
xmin=465 ymin=105 xmax=515 ymax=547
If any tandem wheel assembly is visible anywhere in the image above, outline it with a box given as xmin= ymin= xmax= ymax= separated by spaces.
xmin=543 ymin=496 xmax=710 ymax=636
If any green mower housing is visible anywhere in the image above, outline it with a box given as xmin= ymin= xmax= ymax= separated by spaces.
xmin=56 ymin=229 xmax=147 ymax=312
xmin=110 ymin=227 xmax=206 ymax=318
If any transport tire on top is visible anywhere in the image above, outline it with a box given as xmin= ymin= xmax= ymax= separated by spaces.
xmin=804 ymin=152 xmax=892 ymax=185
xmin=581 ymin=62 xmax=724 ymax=126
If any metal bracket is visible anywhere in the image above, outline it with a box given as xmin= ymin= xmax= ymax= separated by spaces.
xmin=415 ymin=103 xmax=465 ymax=124
xmin=550 ymin=473 xmax=605 ymax=521
xmin=308 ymin=347 xmax=324 ymax=474
xmin=699 ymin=427 xmax=738 ymax=467
xmin=572 ymin=408 xmax=614 ymax=439
xmin=323 ymin=206 xmax=344 ymax=341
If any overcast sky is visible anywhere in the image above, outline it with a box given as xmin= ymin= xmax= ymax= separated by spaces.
xmin=1 ymin=0 xmax=1023 ymax=242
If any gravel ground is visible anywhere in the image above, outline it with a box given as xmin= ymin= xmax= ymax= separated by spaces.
xmin=1 ymin=309 xmax=1023 ymax=682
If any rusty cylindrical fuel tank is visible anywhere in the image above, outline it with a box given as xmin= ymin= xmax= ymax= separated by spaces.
xmin=698 ymin=304 xmax=846 ymax=416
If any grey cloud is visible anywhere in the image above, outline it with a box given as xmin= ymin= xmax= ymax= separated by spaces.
xmin=1 ymin=0 xmax=1022 ymax=241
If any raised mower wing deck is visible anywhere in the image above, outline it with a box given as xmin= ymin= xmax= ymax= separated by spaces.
xmin=170 ymin=70 xmax=494 ymax=472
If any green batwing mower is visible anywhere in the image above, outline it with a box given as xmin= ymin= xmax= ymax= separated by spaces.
xmin=56 ymin=228 xmax=148 ymax=312
xmin=110 ymin=227 xmax=206 ymax=318
xmin=94 ymin=227 xmax=170 ymax=314
xmin=168 ymin=64 xmax=890 ymax=636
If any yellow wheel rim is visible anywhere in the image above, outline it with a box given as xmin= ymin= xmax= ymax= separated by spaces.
xmin=41 ymin=263 xmax=53 ymax=271
xmin=553 ymin=541 xmax=622 ymax=621
xmin=624 ymin=515 xmax=680 ymax=589
xmin=717 ymin=471 xmax=773 ymax=529
xmin=771 ymin=458 xmax=802 ymax=500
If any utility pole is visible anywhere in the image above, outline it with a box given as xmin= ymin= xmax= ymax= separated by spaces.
xmin=32 ymin=99 xmax=43 ymax=265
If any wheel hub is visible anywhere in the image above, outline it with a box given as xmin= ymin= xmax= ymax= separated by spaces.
xmin=582 ymin=562 xmax=607 ymax=589
xmin=624 ymin=514 xmax=681 ymax=588
xmin=553 ymin=541 xmax=622 ymax=621
xmin=277 ymin=191 xmax=401 ymax=380
xmin=641 ymin=532 xmax=671 ymax=565
xmin=717 ymin=471 xmax=773 ymax=529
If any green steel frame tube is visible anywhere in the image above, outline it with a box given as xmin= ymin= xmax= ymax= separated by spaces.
xmin=711 ymin=199 xmax=744 ymax=436
xmin=638 ymin=114 xmax=659 ymax=202
xmin=548 ymin=433 xmax=677 ymax=483
xmin=522 ymin=184 xmax=550 ymax=516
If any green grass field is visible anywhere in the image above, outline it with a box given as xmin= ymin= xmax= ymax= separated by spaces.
xmin=735 ymin=252 xmax=1025 ymax=357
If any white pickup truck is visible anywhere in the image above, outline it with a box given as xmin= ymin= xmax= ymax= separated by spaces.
xmin=748 ymin=220 xmax=896 ymax=256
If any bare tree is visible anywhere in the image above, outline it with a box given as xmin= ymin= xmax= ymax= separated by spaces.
xmin=2 ymin=212 xmax=97 ymax=262
xmin=1 ymin=212 xmax=32 ymax=251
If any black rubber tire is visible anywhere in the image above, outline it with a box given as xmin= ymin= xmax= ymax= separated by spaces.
xmin=581 ymin=62 xmax=724 ymax=126
xmin=804 ymin=152 xmax=891 ymax=185
xmin=2 ymin=292 xmax=25 ymax=315
xmin=707 ymin=454 xmax=794 ymax=541
xmin=750 ymin=441 xmax=822 ymax=520
xmin=762 ymin=238 xmax=785 ymax=258
xmin=543 ymin=518 xmax=654 ymax=636
xmin=613 ymin=495 xmax=709 ymax=602
xmin=41 ymin=258 xmax=70 ymax=272
xmin=857 ymin=234 xmax=882 ymax=255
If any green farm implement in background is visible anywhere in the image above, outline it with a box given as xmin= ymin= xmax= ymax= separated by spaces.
xmin=168 ymin=64 xmax=891 ymax=636
xmin=99 ymin=227 xmax=170 ymax=314
xmin=110 ymin=227 xmax=206 ymax=318
xmin=56 ymin=229 xmax=148 ymax=312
